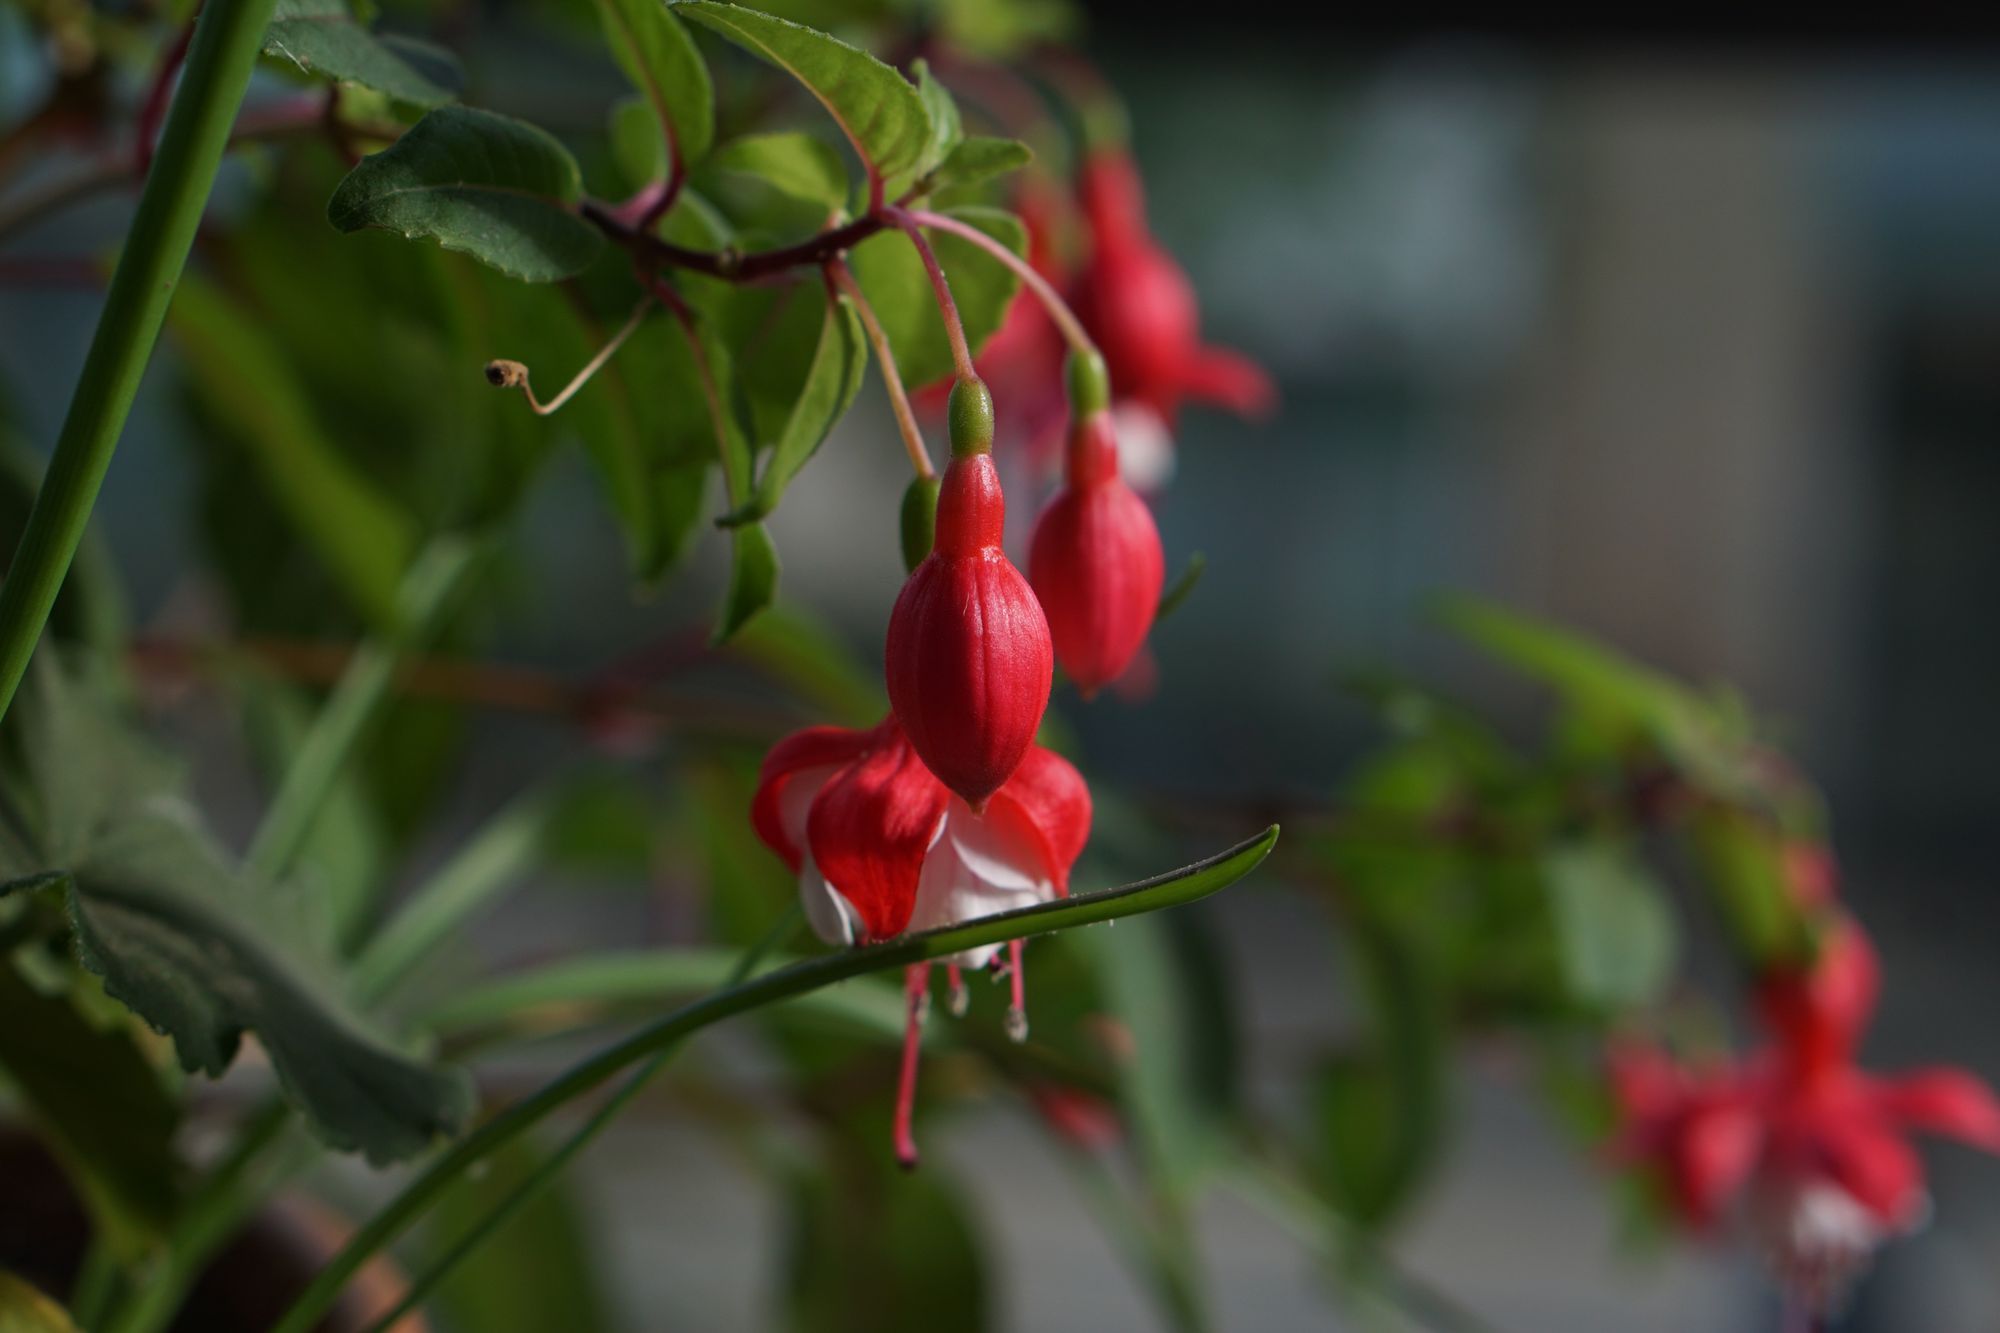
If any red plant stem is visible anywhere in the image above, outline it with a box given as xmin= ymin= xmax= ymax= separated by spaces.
xmin=884 ymin=207 xmax=976 ymax=382
xmin=585 ymin=202 xmax=891 ymax=284
xmin=905 ymin=206 xmax=1096 ymax=358
xmin=894 ymin=962 xmax=932 ymax=1168
xmin=134 ymin=19 xmax=198 ymax=176
xmin=825 ymin=257 xmax=933 ymax=479
xmin=945 ymin=962 xmax=967 ymax=1015
xmin=1008 ymin=938 xmax=1026 ymax=1012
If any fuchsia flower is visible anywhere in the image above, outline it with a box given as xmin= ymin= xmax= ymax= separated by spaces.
xmin=1029 ymin=357 xmax=1165 ymax=696
xmin=1610 ymin=920 xmax=2000 ymax=1310
xmin=752 ymin=712 xmax=1091 ymax=1166
xmin=885 ymin=385 xmax=1054 ymax=809
xmin=1070 ymin=149 xmax=1275 ymax=432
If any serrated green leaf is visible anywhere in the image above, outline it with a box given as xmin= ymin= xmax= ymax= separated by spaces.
xmin=263 ymin=0 xmax=458 ymax=107
xmin=168 ymin=272 xmax=418 ymax=630
xmin=1543 ymin=840 xmax=1677 ymax=1008
xmin=676 ymin=1 xmax=930 ymax=195
xmin=912 ymin=58 xmax=962 ymax=178
xmin=327 ymin=106 xmax=603 ymax=282
xmin=0 ymin=1273 xmax=80 ymax=1332
xmin=0 ymin=963 xmax=179 ymax=1261
xmin=723 ymin=287 xmax=865 ymax=522
xmin=707 ymin=131 xmax=849 ymax=211
xmin=594 ymin=0 xmax=713 ymax=170
xmin=718 ymin=521 xmax=779 ymax=643
xmin=929 ymin=135 xmax=1031 ymax=193
xmin=848 ymin=205 xmax=1023 ymax=389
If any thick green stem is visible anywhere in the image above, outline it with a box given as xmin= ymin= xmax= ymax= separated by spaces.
xmin=271 ymin=828 xmax=1278 ymax=1333
xmin=244 ymin=536 xmax=480 ymax=882
xmin=0 ymin=0 xmax=281 ymax=723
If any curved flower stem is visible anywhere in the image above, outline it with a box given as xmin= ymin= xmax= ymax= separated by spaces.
xmin=0 ymin=0 xmax=281 ymax=725
xmin=244 ymin=536 xmax=482 ymax=882
xmin=904 ymin=206 xmax=1097 ymax=360
xmin=269 ymin=827 xmax=1279 ymax=1333
xmin=826 ymin=257 xmax=933 ymax=480
xmin=884 ymin=207 xmax=977 ymax=382
xmin=487 ymin=296 xmax=653 ymax=416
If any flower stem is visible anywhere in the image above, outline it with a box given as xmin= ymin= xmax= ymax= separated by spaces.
xmin=267 ymin=827 xmax=1278 ymax=1333
xmin=894 ymin=962 xmax=932 ymax=1168
xmin=0 ymin=0 xmax=281 ymax=725
xmin=884 ymin=207 xmax=977 ymax=382
xmin=826 ymin=258 xmax=933 ymax=480
xmin=905 ymin=206 xmax=1097 ymax=360
xmin=486 ymin=296 xmax=653 ymax=416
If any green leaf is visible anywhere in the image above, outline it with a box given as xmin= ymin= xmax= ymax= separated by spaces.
xmin=262 ymin=0 xmax=458 ymax=107
xmin=723 ymin=286 xmax=866 ymax=523
xmin=0 ymin=1273 xmax=80 ymax=1333
xmin=848 ymin=205 xmax=1024 ymax=389
xmin=0 ymin=663 xmax=472 ymax=1165
xmin=594 ymin=0 xmax=713 ymax=170
xmin=707 ymin=131 xmax=849 ymax=211
xmin=718 ymin=521 xmax=779 ymax=643
xmin=608 ymin=96 xmax=668 ymax=193
xmin=929 ymin=136 xmax=1031 ymax=193
xmin=0 ymin=963 xmax=179 ymax=1260
xmin=417 ymin=1137 xmax=612 ymax=1333
xmin=912 ymin=58 xmax=962 ymax=178
xmin=675 ymin=1 xmax=931 ymax=194
xmin=1542 ymin=840 xmax=1677 ymax=1009
xmin=782 ymin=1151 xmax=987 ymax=1333
xmin=167 ymin=273 xmax=418 ymax=629
xmin=327 ymin=106 xmax=603 ymax=282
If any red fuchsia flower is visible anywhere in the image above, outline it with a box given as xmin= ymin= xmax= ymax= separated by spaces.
xmin=1028 ymin=353 xmax=1166 ymax=697
xmin=885 ymin=380 xmax=1054 ymax=810
xmin=1070 ymin=148 xmax=1275 ymax=434
xmin=751 ymin=711 xmax=1091 ymax=1166
xmin=1608 ymin=919 xmax=2000 ymax=1312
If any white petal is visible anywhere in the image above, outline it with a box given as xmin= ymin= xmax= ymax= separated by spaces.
xmin=797 ymin=856 xmax=859 ymax=947
xmin=910 ymin=802 xmax=1057 ymax=967
xmin=1110 ymin=402 xmax=1176 ymax=492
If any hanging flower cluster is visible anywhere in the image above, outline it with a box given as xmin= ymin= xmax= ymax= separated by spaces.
xmin=1608 ymin=850 xmax=2000 ymax=1314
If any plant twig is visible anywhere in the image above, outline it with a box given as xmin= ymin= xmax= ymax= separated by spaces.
xmin=485 ymin=296 xmax=653 ymax=416
xmin=906 ymin=206 xmax=1096 ymax=357
xmin=884 ymin=207 xmax=976 ymax=381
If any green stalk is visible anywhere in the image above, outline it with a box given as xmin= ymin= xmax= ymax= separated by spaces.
xmin=272 ymin=827 xmax=1279 ymax=1333
xmin=245 ymin=536 xmax=480 ymax=882
xmin=0 ymin=0 xmax=282 ymax=723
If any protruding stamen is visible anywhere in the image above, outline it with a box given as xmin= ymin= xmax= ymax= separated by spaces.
xmin=946 ymin=963 xmax=969 ymax=1017
xmin=1005 ymin=938 xmax=1028 ymax=1043
xmin=893 ymin=962 xmax=932 ymax=1170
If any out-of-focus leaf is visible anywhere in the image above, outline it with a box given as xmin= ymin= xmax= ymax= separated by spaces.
xmin=1155 ymin=551 xmax=1205 ymax=623
xmin=706 ymin=131 xmax=848 ymax=211
xmin=1542 ymin=840 xmax=1677 ymax=1009
xmin=418 ymin=1137 xmax=611 ymax=1333
xmin=781 ymin=1149 xmax=987 ymax=1333
xmin=1312 ymin=925 xmax=1445 ymax=1233
xmin=677 ymin=1 xmax=931 ymax=195
xmin=327 ymin=106 xmax=603 ymax=282
xmin=724 ymin=605 xmax=882 ymax=726
xmin=848 ymin=205 xmax=1023 ymax=390
xmin=594 ymin=0 xmax=713 ymax=169
xmin=262 ymin=0 xmax=458 ymax=107
xmin=912 ymin=59 xmax=962 ymax=178
xmin=1690 ymin=808 xmax=1812 ymax=967
xmin=719 ymin=521 xmax=780 ymax=644
xmin=0 ymin=662 xmax=472 ymax=1165
xmin=0 ymin=1273 xmax=80 ymax=1332
xmin=725 ymin=285 xmax=866 ymax=523
xmin=1081 ymin=904 xmax=1239 ymax=1195
xmin=608 ymin=95 xmax=667 ymax=193
xmin=168 ymin=274 xmax=418 ymax=629
xmin=927 ymin=136 xmax=1032 ymax=193
xmin=0 ymin=964 xmax=178 ymax=1261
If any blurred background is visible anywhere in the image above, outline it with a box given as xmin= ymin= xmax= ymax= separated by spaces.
xmin=3 ymin=6 xmax=2000 ymax=1330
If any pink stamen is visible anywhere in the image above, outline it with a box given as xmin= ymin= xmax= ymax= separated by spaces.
xmin=946 ymin=962 xmax=969 ymax=1017
xmin=894 ymin=963 xmax=932 ymax=1169
xmin=1005 ymin=939 xmax=1028 ymax=1043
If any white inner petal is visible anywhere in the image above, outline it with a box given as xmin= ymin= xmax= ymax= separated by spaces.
xmin=798 ymin=856 xmax=859 ymax=947
xmin=1111 ymin=402 xmax=1176 ymax=491
xmin=911 ymin=802 xmax=1055 ymax=967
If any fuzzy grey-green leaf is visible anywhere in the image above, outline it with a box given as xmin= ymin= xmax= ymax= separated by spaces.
xmin=327 ymin=107 xmax=602 ymax=282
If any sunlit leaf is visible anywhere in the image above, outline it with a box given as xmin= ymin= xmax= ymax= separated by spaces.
xmin=848 ymin=205 xmax=1023 ymax=389
xmin=327 ymin=106 xmax=603 ymax=282
xmin=724 ymin=285 xmax=866 ymax=523
xmin=928 ymin=136 xmax=1032 ymax=193
xmin=594 ymin=0 xmax=713 ymax=170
